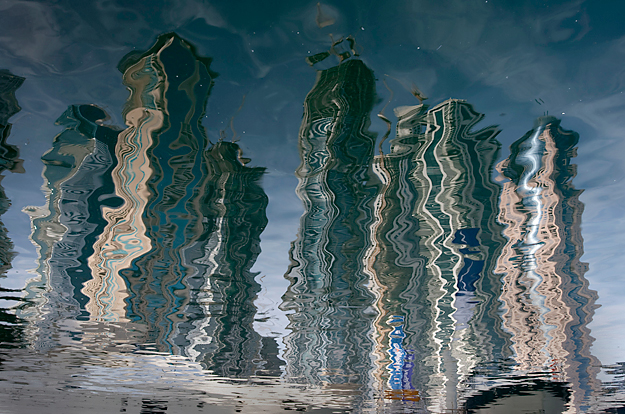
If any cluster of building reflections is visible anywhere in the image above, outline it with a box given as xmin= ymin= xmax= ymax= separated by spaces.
xmin=0 ymin=33 xmax=606 ymax=412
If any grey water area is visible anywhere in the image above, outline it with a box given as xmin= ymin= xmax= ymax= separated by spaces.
xmin=1 ymin=0 xmax=625 ymax=413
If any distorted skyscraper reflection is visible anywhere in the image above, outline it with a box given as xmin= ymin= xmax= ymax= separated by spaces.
xmin=367 ymin=99 xmax=508 ymax=412
xmin=179 ymin=141 xmax=270 ymax=377
xmin=281 ymin=57 xmax=378 ymax=393
xmin=0 ymin=70 xmax=23 ymax=275
xmin=86 ymin=33 xmax=216 ymax=322
xmin=82 ymin=33 xmax=274 ymax=376
xmin=0 ymin=70 xmax=25 ymax=347
xmin=22 ymin=104 xmax=121 ymax=347
xmin=495 ymin=116 xmax=599 ymax=409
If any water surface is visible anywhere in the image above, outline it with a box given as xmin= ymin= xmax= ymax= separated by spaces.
xmin=1 ymin=1 xmax=625 ymax=412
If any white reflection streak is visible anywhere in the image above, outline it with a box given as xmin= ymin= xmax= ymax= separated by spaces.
xmin=185 ymin=215 xmax=223 ymax=362
xmin=516 ymin=126 xmax=555 ymax=346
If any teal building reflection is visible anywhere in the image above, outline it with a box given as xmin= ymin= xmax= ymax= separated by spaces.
xmin=87 ymin=33 xmax=218 ymax=322
xmin=367 ymin=99 xmax=508 ymax=411
xmin=178 ymin=141 xmax=271 ymax=377
xmin=0 ymin=70 xmax=23 ymax=275
xmin=280 ymin=58 xmax=378 ymax=393
xmin=21 ymin=104 xmax=122 ymax=348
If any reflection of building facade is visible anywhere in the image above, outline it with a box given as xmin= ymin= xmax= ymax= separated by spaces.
xmin=0 ymin=70 xmax=25 ymax=346
xmin=280 ymin=58 xmax=378 ymax=393
xmin=81 ymin=33 xmax=275 ymax=376
xmin=21 ymin=104 xmax=121 ymax=348
xmin=0 ymin=70 xmax=23 ymax=275
xmin=365 ymin=103 xmax=430 ymax=410
xmin=495 ymin=116 xmax=600 ymax=408
xmin=177 ymin=141 xmax=270 ymax=377
xmin=367 ymin=99 xmax=508 ymax=412
xmin=85 ymin=32 xmax=215 ymax=322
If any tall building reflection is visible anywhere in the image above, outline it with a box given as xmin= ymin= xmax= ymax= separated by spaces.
xmin=22 ymin=104 xmax=122 ymax=347
xmin=85 ymin=32 xmax=216 ymax=322
xmin=0 ymin=70 xmax=25 ymax=347
xmin=367 ymin=99 xmax=508 ymax=411
xmin=81 ymin=33 xmax=275 ymax=376
xmin=280 ymin=58 xmax=378 ymax=393
xmin=179 ymin=141 xmax=270 ymax=377
xmin=0 ymin=70 xmax=23 ymax=274
xmin=495 ymin=116 xmax=600 ymax=408
xmin=365 ymin=103 xmax=428 ymax=407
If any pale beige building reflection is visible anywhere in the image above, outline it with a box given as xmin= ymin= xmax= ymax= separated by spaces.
xmin=85 ymin=108 xmax=159 ymax=321
xmin=496 ymin=116 xmax=600 ymax=410
xmin=82 ymin=41 xmax=169 ymax=322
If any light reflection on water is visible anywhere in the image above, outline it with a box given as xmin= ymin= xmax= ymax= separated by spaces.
xmin=0 ymin=2 xmax=624 ymax=412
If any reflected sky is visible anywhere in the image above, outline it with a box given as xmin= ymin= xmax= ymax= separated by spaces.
xmin=0 ymin=1 xmax=625 ymax=413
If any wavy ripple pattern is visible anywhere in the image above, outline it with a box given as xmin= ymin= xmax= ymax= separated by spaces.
xmin=496 ymin=116 xmax=600 ymax=407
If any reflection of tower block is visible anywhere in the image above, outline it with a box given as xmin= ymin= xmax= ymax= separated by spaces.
xmin=0 ymin=70 xmax=24 ymax=275
xmin=21 ymin=104 xmax=122 ymax=347
xmin=281 ymin=58 xmax=378 ymax=390
xmin=0 ymin=70 xmax=24 ymax=175
xmin=496 ymin=116 xmax=599 ymax=406
xmin=407 ymin=98 xmax=504 ymax=344
xmin=180 ymin=141 xmax=269 ymax=378
xmin=0 ymin=70 xmax=24 ymax=347
xmin=367 ymin=104 xmax=428 ymax=399
xmin=369 ymin=98 xmax=505 ymax=410
xmin=88 ymin=32 xmax=218 ymax=327
xmin=390 ymin=100 xmax=503 ymax=297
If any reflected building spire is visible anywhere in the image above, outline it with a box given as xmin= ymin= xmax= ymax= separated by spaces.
xmin=280 ymin=58 xmax=378 ymax=394
xmin=496 ymin=116 xmax=600 ymax=407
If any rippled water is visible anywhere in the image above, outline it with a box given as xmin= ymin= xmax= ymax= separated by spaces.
xmin=1 ymin=1 xmax=625 ymax=413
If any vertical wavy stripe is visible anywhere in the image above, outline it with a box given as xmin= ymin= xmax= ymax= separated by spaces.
xmin=85 ymin=108 xmax=158 ymax=321
xmin=281 ymin=59 xmax=378 ymax=398
xmin=496 ymin=117 xmax=600 ymax=407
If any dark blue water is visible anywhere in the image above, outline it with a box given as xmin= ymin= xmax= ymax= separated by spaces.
xmin=0 ymin=1 xmax=624 ymax=412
